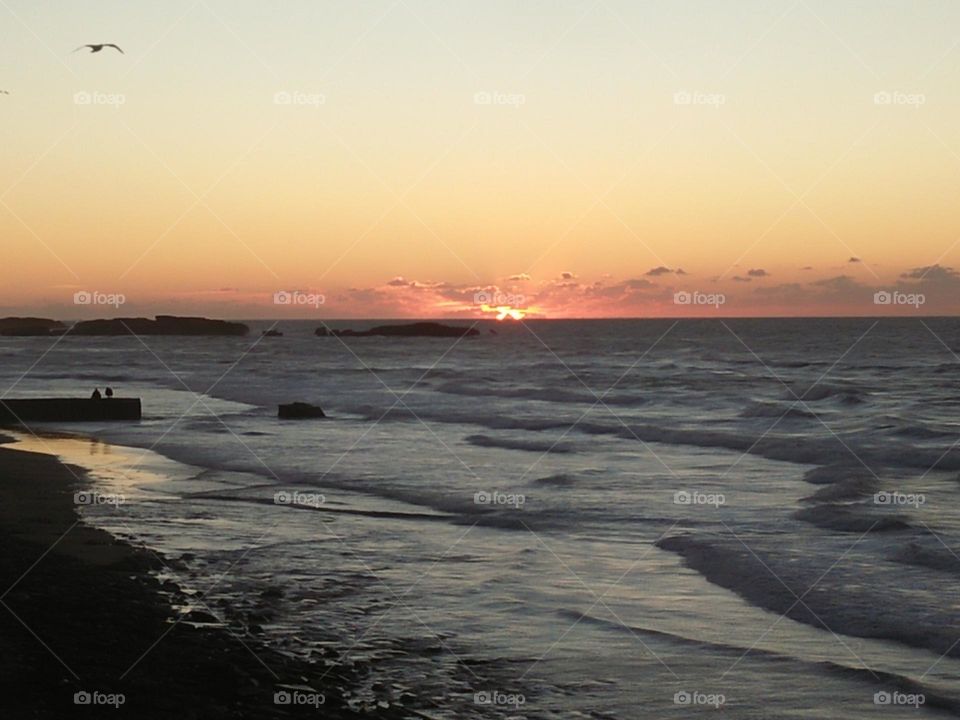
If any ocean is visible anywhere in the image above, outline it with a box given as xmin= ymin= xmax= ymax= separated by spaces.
xmin=3 ymin=317 xmax=959 ymax=718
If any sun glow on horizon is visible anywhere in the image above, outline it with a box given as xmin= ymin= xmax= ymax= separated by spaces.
xmin=481 ymin=304 xmax=527 ymax=321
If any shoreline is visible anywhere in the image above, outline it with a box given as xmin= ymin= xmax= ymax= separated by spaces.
xmin=0 ymin=433 xmax=409 ymax=719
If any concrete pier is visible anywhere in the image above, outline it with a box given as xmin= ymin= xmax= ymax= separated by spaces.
xmin=0 ymin=398 xmax=142 ymax=423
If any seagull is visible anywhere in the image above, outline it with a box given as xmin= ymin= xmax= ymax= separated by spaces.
xmin=73 ymin=44 xmax=124 ymax=54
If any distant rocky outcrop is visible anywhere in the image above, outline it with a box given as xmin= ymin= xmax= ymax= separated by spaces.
xmin=278 ymin=402 xmax=326 ymax=419
xmin=70 ymin=316 xmax=249 ymax=336
xmin=315 ymin=322 xmax=479 ymax=338
xmin=0 ymin=317 xmax=66 ymax=336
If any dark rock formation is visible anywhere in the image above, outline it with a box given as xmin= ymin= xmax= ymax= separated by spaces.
xmin=278 ymin=402 xmax=326 ymax=419
xmin=261 ymin=329 xmax=283 ymax=337
xmin=0 ymin=317 xmax=66 ymax=336
xmin=70 ymin=316 xmax=249 ymax=336
xmin=316 ymin=322 xmax=478 ymax=338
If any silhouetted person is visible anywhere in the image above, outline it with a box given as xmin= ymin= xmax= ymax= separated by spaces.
xmin=91 ymin=388 xmax=102 ymax=400
xmin=105 ymin=387 xmax=114 ymax=398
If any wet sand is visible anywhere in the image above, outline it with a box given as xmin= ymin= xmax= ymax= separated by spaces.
xmin=0 ymin=435 xmax=409 ymax=719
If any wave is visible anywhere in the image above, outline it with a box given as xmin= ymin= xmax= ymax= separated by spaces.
xmin=740 ymin=402 xmax=816 ymax=420
xmin=893 ymin=423 xmax=957 ymax=440
xmin=533 ymin=473 xmax=577 ymax=487
xmin=801 ymin=476 xmax=878 ymax=502
xmin=657 ymin=534 xmax=960 ymax=660
xmin=793 ymin=504 xmax=913 ymax=533
xmin=892 ymin=542 xmax=960 ymax=576
xmin=436 ymin=381 xmax=647 ymax=407
xmin=802 ymin=464 xmax=875 ymax=485
xmin=782 ymin=384 xmax=866 ymax=404
xmin=466 ymin=434 xmax=576 ymax=454
xmin=558 ymin=610 xmax=960 ymax=715
xmin=354 ymin=405 xmax=960 ymax=473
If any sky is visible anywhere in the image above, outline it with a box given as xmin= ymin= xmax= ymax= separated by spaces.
xmin=2 ymin=0 xmax=960 ymax=319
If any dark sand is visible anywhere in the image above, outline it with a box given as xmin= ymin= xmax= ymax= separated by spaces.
xmin=0 ymin=436 xmax=410 ymax=719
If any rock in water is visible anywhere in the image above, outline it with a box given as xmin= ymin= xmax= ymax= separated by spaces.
xmin=278 ymin=402 xmax=326 ymax=419
xmin=70 ymin=315 xmax=249 ymax=336
xmin=0 ymin=317 xmax=67 ymax=336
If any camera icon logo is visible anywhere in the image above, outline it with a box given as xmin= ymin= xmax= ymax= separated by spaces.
xmin=873 ymin=91 xmax=892 ymax=105
xmin=673 ymin=291 xmax=692 ymax=305
xmin=74 ymin=290 xmax=92 ymax=305
xmin=473 ymin=91 xmax=492 ymax=105
xmin=274 ymin=690 xmax=292 ymax=705
xmin=873 ymin=290 xmax=892 ymax=305
xmin=273 ymin=291 xmax=292 ymax=305
xmin=674 ymin=691 xmax=692 ymax=705
xmin=73 ymin=691 xmax=92 ymax=705
xmin=273 ymin=91 xmax=292 ymax=105
xmin=874 ymin=691 xmax=891 ymax=705
xmin=474 ymin=491 xmax=491 ymax=505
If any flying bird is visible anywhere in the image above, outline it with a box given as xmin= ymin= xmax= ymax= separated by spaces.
xmin=73 ymin=44 xmax=124 ymax=54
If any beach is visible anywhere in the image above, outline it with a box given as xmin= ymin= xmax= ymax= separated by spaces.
xmin=0 ymin=434 xmax=406 ymax=719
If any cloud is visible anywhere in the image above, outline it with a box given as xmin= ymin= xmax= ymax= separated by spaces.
xmin=559 ymin=271 xmax=576 ymax=280
xmin=900 ymin=264 xmax=960 ymax=282
xmin=848 ymin=257 xmax=862 ymax=263
xmin=753 ymin=282 xmax=805 ymax=299
xmin=675 ymin=268 xmax=688 ymax=276
xmin=645 ymin=266 xmax=673 ymax=277
xmin=747 ymin=268 xmax=769 ymax=278
xmin=387 ymin=276 xmax=409 ymax=286
xmin=812 ymin=274 xmax=861 ymax=292
xmin=507 ymin=273 xmax=531 ymax=281
xmin=801 ymin=266 xmax=813 ymax=271
xmin=732 ymin=276 xmax=752 ymax=282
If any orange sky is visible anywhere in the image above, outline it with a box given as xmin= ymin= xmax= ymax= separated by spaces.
xmin=2 ymin=1 xmax=960 ymax=318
